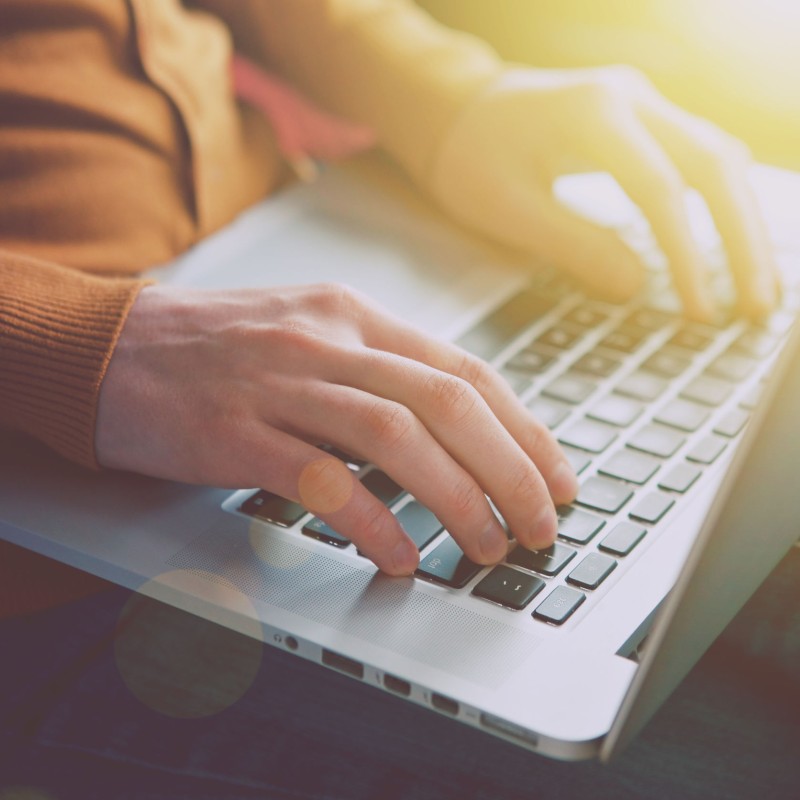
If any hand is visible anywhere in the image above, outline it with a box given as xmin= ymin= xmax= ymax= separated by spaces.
xmin=430 ymin=66 xmax=780 ymax=319
xmin=95 ymin=283 xmax=578 ymax=575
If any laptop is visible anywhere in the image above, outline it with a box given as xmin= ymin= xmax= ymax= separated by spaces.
xmin=1 ymin=155 xmax=798 ymax=761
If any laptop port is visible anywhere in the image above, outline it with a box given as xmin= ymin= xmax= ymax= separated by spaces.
xmin=383 ymin=674 xmax=411 ymax=697
xmin=431 ymin=693 xmax=459 ymax=716
xmin=321 ymin=649 xmax=364 ymax=679
xmin=480 ymin=713 xmax=539 ymax=748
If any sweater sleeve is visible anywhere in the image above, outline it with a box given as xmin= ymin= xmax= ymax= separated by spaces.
xmin=190 ymin=0 xmax=505 ymax=187
xmin=0 ymin=250 xmax=148 ymax=469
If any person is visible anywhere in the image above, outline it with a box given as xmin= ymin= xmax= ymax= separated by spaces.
xmin=0 ymin=1 xmax=795 ymax=797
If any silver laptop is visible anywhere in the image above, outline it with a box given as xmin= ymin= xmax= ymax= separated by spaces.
xmin=1 ymin=156 xmax=799 ymax=761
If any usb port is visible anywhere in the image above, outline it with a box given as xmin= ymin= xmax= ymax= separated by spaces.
xmin=431 ymin=693 xmax=459 ymax=716
xmin=322 ymin=649 xmax=364 ymax=679
xmin=383 ymin=674 xmax=411 ymax=697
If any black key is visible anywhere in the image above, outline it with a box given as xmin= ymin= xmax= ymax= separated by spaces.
xmin=455 ymin=288 xmax=557 ymax=360
xmin=558 ymin=419 xmax=618 ymax=453
xmin=642 ymin=350 xmax=692 ymax=378
xmin=573 ymin=351 xmax=622 ymax=378
xmin=472 ymin=566 xmax=546 ymax=610
xmin=561 ymin=447 xmax=592 ymax=476
xmin=575 ymin=476 xmax=634 ymax=514
xmin=713 ymin=408 xmax=749 ymax=438
xmin=533 ymin=585 xmax=586 ymax=625
xmin=686 ymin=435 xmax=728 ymax=464
xmin=536 ymin=323 xmax=583 ymax=350
xmin=361 ymin=470 xmax=405 ymax=506
xmin=654 ymin=399 xmax=710 ymax=432
xmin=733 ymin=329 xmax=777 ymax=359
xmin=302 ymin=517 xmax=350 ymax=547
xmin=629 ymin=492 xmax=675 ymax=524
xmin=564 ymin=305 xmax=609 ymax=329
xmin=542 ymin=373 xmax=597 ymax=404
xmin=628 ymin=424 xmax=686 ymax=458
xmin=587 ymin=395 xmax=643 ymax=428
xmin=625 ymin=308 xmax=673 ymax=331
xmin=615 ymin=371 xmax=668 ymax=402
xmin=600 ymin=324 xmax=649 ymax=353
xmin=599 ymin=521 xmax=647 ymax=556
xmin=395 ymin=502 xmax=444 ymax=551
xmin=526 ymin=396 xmax=571 ymax=430
xmin=567 ymin=553 xmax=617 ymax=590
xmin=556 ymin=506 xmax=606 ymax=543
xmin=599 ymin=450 xmax=660 ymax=485
xmin=240 ymin=491 xmax=306 ymax=527
xmin=507 ymin=541 xmax=577 ymax=576
xmin=707 ymin=352 xmax=757 ymax=382
xmin=669 ymin=325 xmax=715 ymax=351
xmin=680 ymin=375 xmax=733 ymax=407
xmin=505 ymin=346 xmax=555 ymax=375
xmin=416 ymin=537 xmax=483 ymax=588
xmin=658 ymin=463 xmax=702 ymax=493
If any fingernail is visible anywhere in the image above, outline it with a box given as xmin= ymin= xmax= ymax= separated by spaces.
xmin=390 ymin=538 xmax=419 ymax=576
xmin=552 ymin=461 xmax=579 ymax=503
xmin=531 ymin=506 xmax=558 ymax=549
xmin=479 ymin=520 xmax=508 ymax=563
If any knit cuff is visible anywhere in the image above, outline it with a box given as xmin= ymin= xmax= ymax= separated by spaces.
xmin=0 ymin=252 xmax=149 ymax=469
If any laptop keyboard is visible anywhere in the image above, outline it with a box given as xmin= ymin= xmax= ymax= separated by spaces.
xmin=235 ymin=265 xmax=799 ymax=628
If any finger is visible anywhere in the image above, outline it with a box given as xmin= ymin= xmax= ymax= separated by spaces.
xmin=332 ymin=349 xmax=560 ymax=552
xmin=639 ymin=102 xmax=780 ymax=316
xmin=224 ymin=421 xmax=419 ymax=576
xmin=357 ymin=314 xmax=578 ymax=505
xmin=277 ymin=380 xmax=511 ymax=564
xmin=584 ymin=112 xmax=716 ymax=319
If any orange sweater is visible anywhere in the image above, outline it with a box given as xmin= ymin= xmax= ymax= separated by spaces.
xmin=0 ymin=0 xmax=503 ymax=616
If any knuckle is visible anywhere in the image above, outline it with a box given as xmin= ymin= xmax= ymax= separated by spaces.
xmin=456 ymin=352 xmax=497 ymax=397
xmin=446 ymin=476 xmax=486 ymax=520
xmin=424 ymin=371 xmax=480 ymax=426
xmin=508 ymin=461 xmax=544 ymax=506
xmin=364 ymin=401 xmax=417 ymax=452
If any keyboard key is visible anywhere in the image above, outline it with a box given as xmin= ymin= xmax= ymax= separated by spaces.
xmin=615 ymin=371 xmax=668 ymax=402
xmin=669 ymin=325 xmax=714 ymax=351
xmin=302 ymin=517 xmax=350 ymax=547
xmin=629 ymin=492 xmax=675 ymax=524
xmin=707 ymin=352 xmax=758 ymax=382
xmin=395 ymin=502 xmax=444 ymax=551
xmin=533 ymin=585 xmax=586 ymax=625
xmin=558 ymin=419 xmax=618 ymax=453
xmin=628 ymin=424 xmax=686 ymax=458
xmin=600 ymin=324 xmax=649 ymax=353
xmin=680 ymin=375 xmax=734 ymax=407
xmin=561 ymin=446 xmax=592 ymax=475
xmin=625 ymin=308 xmax=673 ymax=331
xmin=587 ymin=394 xmax=644 ymax=427
xmin=507 ymin=541 xmax=577 ymax=576
xmin=416 ymin=537 xmax=483 ymax=588
xmin=527 ymin=396 xmax=571 ymax=430
xmin=504 ymin=346 xmax=555 ymax=375
xmin=575 ymin=477 xmax=634 ymax=514
xmin=573 ymin=351 xmax=622 ymax=378
xmin=556 ymin=506 xmax=606 ymax=543
xmin=537 ymin=324 xmax=583 ymax=350
xmin=599 ymin=521 xmax=647 ymax=556
xmin=455 ymin=287 xmax=557 ymax=360
xmin=564 ymin=305 xmax=609 ymax=329
xmin=642 ymin=350 xmax=692 ymax=378
xmin=542 ymin=373 xmax=597 ymax=404
xmin=758 ymin=309 xmax=794 ymax=336
xmin=686 ymin=435 xmax=728 ymax=464
xmin=361 ymin=470 xmax=405 ymax=506
xmin=713 ymin=408 xmax=749 ymax=438
xmin=472 ymin=566 xmax=545 ymax=610
xmin=567 ymin=553 xmax=618 ymax=590
xmin=654 ymin=399 xmax=710 ymax=432
xmin=241 ymin=491 xmax=307 ymax=527
xmin=733 ymin=329 xmax=777 ymax=359
xmin=658 ymin=463 xmax=702 ymax=493
xmin=599 ymin=450 xmax=660 ymax=485
xmin=499 ymin=368 xmax=531 ymax=395
xmin=739 ymin=384 xmax=762 ymax=411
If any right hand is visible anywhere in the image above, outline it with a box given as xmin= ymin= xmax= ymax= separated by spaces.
xmin=95 ymin=283 xmax=578 ymax=575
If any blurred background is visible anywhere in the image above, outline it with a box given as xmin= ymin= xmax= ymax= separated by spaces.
xmin=419 ymin=0 xmax=800 ymax=169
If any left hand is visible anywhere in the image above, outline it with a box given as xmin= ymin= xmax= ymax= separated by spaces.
xmin=430 ymin=66 xmax=780 ymax=320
